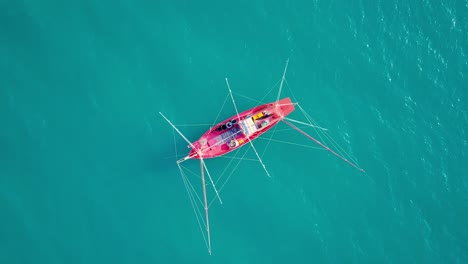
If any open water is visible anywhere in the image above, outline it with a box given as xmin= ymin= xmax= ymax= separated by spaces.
xmin=1 ymin=0 xmax=467 ymax=263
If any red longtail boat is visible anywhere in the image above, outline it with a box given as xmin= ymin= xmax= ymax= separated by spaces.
xmin=185 ymin=97 xmax=294 ymax=160
xmin=159 ymin=60 xmax=365 ymax=255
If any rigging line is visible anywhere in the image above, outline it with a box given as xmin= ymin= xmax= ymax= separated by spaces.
xmin=271 ymin=126 xmax=312 ymax=133
xmin=256 ymin=137 xmax=324 ymax=150
xmin=284 ymin=79 xmax=301 ymax=109
xmin=296 ymin=104 xmax=328 ymax=147
xmin=218 ymin=156 xmax=259 ymax=162
xmin=183 ymin=175 xmax=209 ymax=253
xmin=179 ymin=165 xmax=204 ymax=206
xmin=187 ymin=179 xmax=204 ymax=209
xmin=319 ymin=127 xmax=359 ymax=165
xmin=159 ymin=112 xmax=195 ymax=149
xmin=297 ymin=104 xmax=340 ymax=152
xmin=282 ymin=119 xmax=365 ymax=172
xmin=178 ymin=163 xmax=208 ymax=248
xmin=282 ymin=80 xmax=343 ymax=156
xmin=298 ymin=105 xmax=359 ymax=165
xmin=232 ymin=92 xmax=266 ymax=104
xmin=169 ymin=128 xmax=185 ymax=162
xmin=261 ymin=123 xmax=277 ymax=158
xmin=276 ymin=103 xmax=298 ymax=107
xmin=210 ymin=92 xmax=230 ymax=130
xmin=233 ymin=76 xmax=283 ymax=106
xmin=209 ymin=144 xmax=252 ymax=207
xmin=276 ymin=58 xmax=289 ymax=104
xmin=300 ymin=104 xmax=342 ymax=155
xmin=183 ymin=170 xmax=205 ymax=207
xmin=296 ymin=106 xmax=360 ymax=166
xmin=180 ymin=164 xmax=202 ymax=180
xmin=176 ymin=131 xmax=206 ymax=232
xmin=201 ymin=158 xmax=223 ymax=204
xmin=217 ymin=144 xmax=252 ymax=193
xmin=180 ymin=167 xmax=206 ymax=227
xmin=179 ymin=167 xmax=205 ymax=210
xmin=214 ymin=142 xmax=245 ymax=187
xmin=226 ymin=78 xmax=271 ymax=177
xmin=284 ymin=117 xmax=328 ymax=131
xmin=316 ymin=119 xmax=361 ymax=165
xmin=214 ymin=148 xmax=240 ymax=186
xmin=176 ymin=130 xmax=205 ymax=215
xmin=238 ymin=77 xmax=282 ymax=112
xmin=298 ymin=105 xmax=345 ymax=157
xmin=297 ymin=106 xmax=337 ymax=149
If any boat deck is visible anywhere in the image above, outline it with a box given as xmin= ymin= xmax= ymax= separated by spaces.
xmin=189 ymin=97 xmax=295 ymax=159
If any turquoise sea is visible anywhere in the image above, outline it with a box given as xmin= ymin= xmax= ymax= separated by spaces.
xmin=1 ymin=0 xmax=467 ymax=263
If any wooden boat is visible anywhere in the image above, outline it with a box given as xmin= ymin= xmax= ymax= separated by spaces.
xmin=183 ymin=97 xmax=294 ymax=160
xmin=159 ymin=60 xmax=364 ymax=255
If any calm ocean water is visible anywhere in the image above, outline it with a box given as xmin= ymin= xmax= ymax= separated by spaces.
xmin=1 ymin=0 xmax=467 ymax=263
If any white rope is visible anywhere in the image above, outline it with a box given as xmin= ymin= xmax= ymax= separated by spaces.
xmin=271 ymin=126 xmax=311 ymax=133
xmin=296 ymin=104 xmax=328 ymax=148
xmin=217 ymin=145 xmax=252 ymax=194
xmin=208 ymin=145 xmax=252 ymax=207
xmin=214 ymin=145 xmax=243 ymax=186
xmin=297 ymin=103 xmax=361 ymax=167
xmin=178 ymin=163 xmax=208 ymax=249
xmin=218 ymin=156 xmax=258 ymax=162
xmin=232 ymin=77 xmax=282 ymax=109
xmin=284 ymin=117 xmax=328 ymax=131
xmin=179 ymin=165 xmax=204 ymax=206
xmin=179 ymin=166 xmax=204 ymax=214
xmin=261 ymin=123 xmax=277 ymax=158
xmin=180 ymin=164 xmax=201 ymax=180
xmin=210 ymin=92 xmax=230 ymax=129
xmin=302 ymin=109 xmax=357 ymax=164
xmin=232 ymin=92 xmax=265 ymax=104
xmin=256 ymin=137 xmax=323 ymax=150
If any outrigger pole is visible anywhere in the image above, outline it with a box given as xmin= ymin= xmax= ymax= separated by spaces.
xmin=282 ymin=119 xmax=365 ymax=173
xmin=159 ymin=112 xmax=195 ymax=164
xmin=199 ymin=158 xmax=212 ymax=255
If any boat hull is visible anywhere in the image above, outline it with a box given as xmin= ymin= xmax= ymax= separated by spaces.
xmin=188 ymin=97 xmax=295 ymax=159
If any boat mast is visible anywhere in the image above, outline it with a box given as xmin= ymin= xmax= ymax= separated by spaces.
xmin=200 ymin=158 xmax=212 ymax=255
xmin=226 ymin=78 xmax=271 ymax=177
